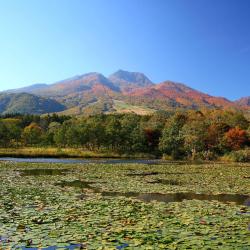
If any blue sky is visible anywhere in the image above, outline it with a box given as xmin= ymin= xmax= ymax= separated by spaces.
xmin=0 ymin=0 xmax=249 ymax=100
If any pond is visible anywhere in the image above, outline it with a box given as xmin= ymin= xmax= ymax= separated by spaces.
xmin=0 ymin=161 xmax=249 ymax=249
xmin=0 ymin=157 xmax=162 ymax=164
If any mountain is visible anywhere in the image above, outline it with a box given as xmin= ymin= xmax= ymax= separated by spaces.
xmin=1 ymin=70 xmax=248 ymax=115
xmin=235 ymin=96 xmax=250 ymax=107
xmin=109 ymin=70 xmax=153 ymax=92
xmin=0 ymin=93 xmax=65 ymax=115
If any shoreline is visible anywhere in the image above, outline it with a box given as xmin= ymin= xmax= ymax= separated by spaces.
xmin=0 ymin=148 xmax=248 ymax=163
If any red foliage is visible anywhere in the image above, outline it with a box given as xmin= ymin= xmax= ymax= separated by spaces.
xmin=206 ymin=123 xmax=230 ymax=149
xmin=224 ymin=127 xmax=248 ymax=150
xmin=144 ymin=129 xmax=161 ymax=148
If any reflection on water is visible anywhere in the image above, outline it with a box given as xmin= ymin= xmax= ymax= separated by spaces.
xmin=127 ymin=171 xmax=160 ymax=176
xmin=102 ymin=192 xmax=250 ymax=206
xmin=147 ymin=179 xmax=181 ymax=185
xmin=19 ymin=168 xmax=69 ymax=176
xmin=55 ymin=180 xmax=98 ymax=190
xmin=55 ymin=181 xmax=250 ymax=206
xmin=19 ymin=243 xmax=84 ymax=249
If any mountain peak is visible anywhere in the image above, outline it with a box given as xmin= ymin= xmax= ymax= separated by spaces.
xmin=109 ymin=70 xmax=153 ymax=90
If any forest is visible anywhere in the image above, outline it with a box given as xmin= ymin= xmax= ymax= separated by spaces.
xmin=0 ymin=110 xmax=249 ymax=162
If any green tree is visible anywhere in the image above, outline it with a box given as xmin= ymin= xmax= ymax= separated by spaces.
xmin=105 ymin=116 xmax=123 ymax=151
xmin=181 ymin=119 xmax=209 ymax=160
xmin=0 ymin=121 xmax=10 ymax=146
xmin=2 ymin=118 xmax=22 ymax=146
xmin=159 ymin=113 xmax=187 ymax=159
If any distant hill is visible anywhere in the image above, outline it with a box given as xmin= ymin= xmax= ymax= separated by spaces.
xmin=1 ymin=70 xmax=248 ymax=115
xmin=0 ymin=93 xmax=65 ymax=114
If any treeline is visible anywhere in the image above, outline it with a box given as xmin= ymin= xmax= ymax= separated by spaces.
xmin=0 ymin=110 xmax=249 ymax=161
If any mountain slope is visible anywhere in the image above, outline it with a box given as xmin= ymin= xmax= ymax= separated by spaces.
xmin=235 ymin=96 xmax=250 ymax=107
xmin=123 ymin=81 xmax=238 ymax=110
xmin=30 ymin=73 xmax=120 ymax=97
xmin=0 ymin=93 xmax=65 ymax=114
xmin=6 ymin=83 xmax=48 ymax=94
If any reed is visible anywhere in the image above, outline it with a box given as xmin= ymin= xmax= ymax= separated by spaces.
xmin=0 ymin=147 xmax=155 ymax=159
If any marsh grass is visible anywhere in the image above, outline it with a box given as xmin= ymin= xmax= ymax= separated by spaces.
xmin=0 ymin=147 xmax=155 ymax=159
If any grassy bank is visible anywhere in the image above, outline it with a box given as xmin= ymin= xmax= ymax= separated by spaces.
xmin=0 ymin=147 xmax=156 ymax=159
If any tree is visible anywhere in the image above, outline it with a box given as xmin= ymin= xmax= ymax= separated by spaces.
xmin=130 ymin=125 xmax=148 ymax=152
xmin=1 ymin=118 xmax=22 ymax=146
xmin=0 ymin=121 xmax=10 ymax=146
xmin=181 ymin=119 xmax=209 ymax=160
xmin=159 ymin=113 xmax=187 ymax=159
xmin=105 ymin=116 xmax=123 ymax=151
xmin=54 ymin=129 xmax=66 ymax=146
xmin=22 ymin=122 xmax=43 ymax=145
xmin=65 ymin=125 xmax=82 ymax=146
xmin=224 ymin=127 xmax=248 ymax=150
xmin=85 ymin=116 xmax=106 ymax=150
xmin=120 ymin=114 xmax=144 ymax=152
xmin=205 ymin=122 xmax=230 ymax=153
xmin=144 ymin=128 xmax=161 ymax=152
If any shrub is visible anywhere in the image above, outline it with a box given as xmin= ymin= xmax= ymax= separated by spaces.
xmin=221 ymin=149 xmax=250 ymax=162
xmin=162 ymin=154 xmax=174 ymax=160
xmin=200 ymin=150 xmax=217 ymax=161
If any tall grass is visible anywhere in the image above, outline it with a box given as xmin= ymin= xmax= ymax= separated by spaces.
xmin=0 ymin=147 xmax=155 ymax=159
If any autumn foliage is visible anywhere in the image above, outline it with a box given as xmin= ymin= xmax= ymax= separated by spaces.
xmin=0 ymin=110 xmax=249 ymax=161
xmin=224 ymin=127 xmax=248 ymax=150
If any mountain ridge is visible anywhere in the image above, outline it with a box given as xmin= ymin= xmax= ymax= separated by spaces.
xmin=1 ymin=70 xmax=249 ymax=115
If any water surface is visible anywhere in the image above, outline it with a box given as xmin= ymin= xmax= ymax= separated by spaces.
xmin=0 ymin=157 xmax=162 ymax=164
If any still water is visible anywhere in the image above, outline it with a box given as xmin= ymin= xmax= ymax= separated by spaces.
xmin=0 ymin=157 xmax=161 ymax=164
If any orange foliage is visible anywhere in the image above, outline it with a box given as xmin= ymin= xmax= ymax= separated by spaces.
xmin=224 ymin=127 xmax=248 ymax=150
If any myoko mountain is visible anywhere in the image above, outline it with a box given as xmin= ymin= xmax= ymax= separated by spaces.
xmin=1 ymin=70 xmax=248 ymax=115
